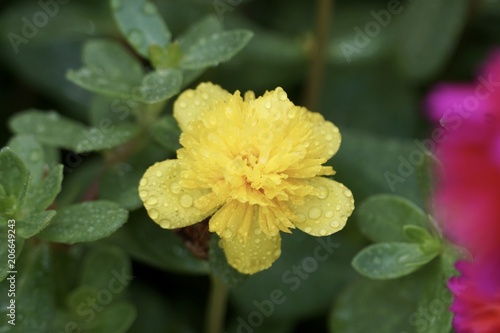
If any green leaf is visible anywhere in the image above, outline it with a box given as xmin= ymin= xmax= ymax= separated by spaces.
xmin=17 ymin=210 xmax=56 ymax=239
xmin=413 ymin=260 xmax=454 ymax=333
xmin=66 ymin=39 xmax=144 ymax=98
xmin=137 ymin=69 xmax=182 ymax=104
xmin=80 ymin=245 xmax=132 ymax=293
xmin=74 ymin=122 xmax=140 ymax=153
xmin=10 ymin=110 xmax=140 ymax=153
xmin=150 ymin=115 xmax=181 ymax=152
xmin=396 ymin=0 xmax=468 ymax=81
xmin=39 ymin=200 xmax=128 ymax=244
xmin=329 ymin=271 xmax=427 ymax=333
xmin=177 ymin=15 xmax=223 ymax=51
xmin=10 ymin=110 xmax=86 ymax=149
xmin=352 ymin=242 xmax=440 ymax=280
xmin=209 ymin=235 xmax=247 ymax=288
xmin=104 ymin=210 xmax=208 ymax=274
xmin=404 ymin=225 xmax=442 ymax=255
xmin=23 ymin=164 xmax=63 ymax=214
xmin=0 ymin=148 xmax=30 ymax=218
xmin=357 ymin=194 xmax=429 ymax=243
xmin=180 ymin=30 xmax=254 ymax=70
xmin=149 ymin=43 xmax=182 ymax=69
xmin=91 ymin=302 xmax=137 ymax=333
xmin=7 ymin=135 xmax=45 ymax=186
xmin=0 ymin=243 xmax=55 ymax=333
xmin=56 ymin=158 xmax=103 ymax=207
xmin=111 ymin=0 xmax=171 ymax=58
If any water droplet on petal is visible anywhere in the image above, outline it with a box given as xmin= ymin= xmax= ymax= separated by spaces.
xmin=264 ymin=101 xmax=272 ymax=109
xmin=319 ymin=229 xmax=327 ymax=236
xmin=308 ymin=207 xmax=322 ymax=219
xmin=139 ymin=190 xmax=148 ymax=198
xmin=278 ymin=91 xmax=287 ymax=101
xmin=147 ymin=196 xmax=158 ymax=205
xmin=160 ymin=219 xmax=171 ymax=228
xmin=316 ymin=186 xmax=328 ymax=199
xmin=325 ymin=211 xmax=334 ymax=218
xmin=170 ymin=182 xmax=181 ymax=194
xmin=254 ymin=238 xmax=261 ymax=244
xmin=254 ymin=228 xmax=262 ymax=235
xmin=140 ymin=178 xmax=148 ymax=187
xmin=179 ymin=194 xmax=193 ymax=208
xmin=325 ymin=134 xmax=334 ymax=141
xmin=296 ymin=213 xmax=306 ymax=222
xmin=304 ymin=226 xmax=313 ymax=233
xmin=330 ymin=220 xmax=339 ymax=228
xmin=335 ymin=205 xmax=341 ymax=211
xmin=343 ymin=189 xmax=352 ymax=197
xmin=223 ymin=229 xmax=233 ymax=238
xmin=155 ymin=170 xmax=163 ymax=177
xmin=179 ymin=101 xmax=187 ymax=108
xmin=149 ymin=209 xmax=159 ymax=219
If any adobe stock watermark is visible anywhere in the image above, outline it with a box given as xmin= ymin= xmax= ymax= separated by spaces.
xmin=385 ymin=72 xmax=500 ymax=192
xmin=7 ymin=0 xmax=72 ymax=54
xmin=230 ymin=237 xmax=340 ymax=333
xmin=55 ymin=267 xmax=133 ymax=333
xmin=212 ymin=0 xmax=244 ymax=22
xmin=340 ymin=0 xmax=405 ymax=63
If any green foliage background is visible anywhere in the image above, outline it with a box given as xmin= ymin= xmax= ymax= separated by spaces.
xmin=0 ymin=0 xmax=498 ymax=332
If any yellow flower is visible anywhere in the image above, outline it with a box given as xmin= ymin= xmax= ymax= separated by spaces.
xmin=139 ymin=82 xmax=354 ymax=274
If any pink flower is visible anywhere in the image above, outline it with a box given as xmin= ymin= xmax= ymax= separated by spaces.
xmin=427 ymin=49 xmax=500 ymax=333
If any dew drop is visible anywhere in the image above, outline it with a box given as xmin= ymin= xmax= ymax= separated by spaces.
xmin=88 ymin=226 xmax=95 ymax=233
xmin=179 ymin=194 xmax=193 ymax=208
xmin=254 ymin=228 xmax=262 ymax=235
xmin=325 ymin=211 xmax=334 ymax=218
xmin=194 ymin=99 xmax=201 ymax=106
xmin=179 ymin=101 xmax=187 ymax=109
xmin=29 ymin=151 xmax=40 ymax=161
xmin=110 ymin=0 xmax=123 ymax=10
xmin=140 ymin=178 xmax=148 ymax=187
xmin=160 ymin=219 xmax=171 ymax=228
xmin=304 ymin=226 xmax=313 ymax=233
xmin=287 ymin=109 xmax=297 ymax=119
xmin=373 ymin=257 xmax=382 ymax=265
xmin=147 ymin=196 xmax=158 ymax=205
xmin=319 ymin=229 xmax=327 ymax=236
xmin=223 ymin=229 xmax=233 ymax=238
xmin=343 ymin=189 xmax=352 ymax=198
xmin=325 ymin=134 xmax=333 ymax=141
xmin=296 ymin=213 xmax=306 ymax=222
xmin=139 ymin=190 xmax=148 ymax=198
xmin=330 ymin=220 xmax=339 ymax=228
xmin=316 ymin=186 xmax=328 ymax=199
xmin=278 ymin=91 xmax=287 ymax=101
xmin=149 ymin=209 xmax=159 ymax=219
xmin=308 ymin=207 xmax=322 ymax=219
xmin=264 ymin=101 xmax=272 ymax=109
xmin=201 ymin=93 xmax=209 ymax=100
xmin=128 ymin=30 xmax=144 ymax=48
xmin=335 ymin=205 xmax=341 ymax=211
xmin=142 ymin=2 xmax=157 ymax=14
xmin=254 ymin=238 xmax=261 ymax=244
xmin=170 ymin=182 xmax=181 ymax=194
xmin=155 ymin=170 xmax=163 ymax=177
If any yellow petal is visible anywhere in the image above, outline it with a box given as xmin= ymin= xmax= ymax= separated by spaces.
xmin=138 ymin=159 xmax=215 ymax=229
xmin=307 ymin=111 xmax=341 ymax=160
xmin=216 ymin=206 xmax=282 ymax=274
xmin=173 ymin=82 xmax=232 ymax=132
xmin=289 ymin=177 xmax=354 ymax=236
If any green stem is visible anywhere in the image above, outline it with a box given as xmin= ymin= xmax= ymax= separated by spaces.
xmin=304 ymin=0 xmax=333 ymax=111
xmin=204 ymin=275 xmax=229 ymax=333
